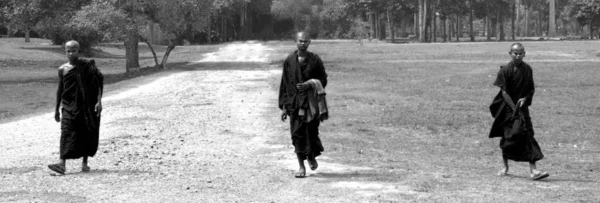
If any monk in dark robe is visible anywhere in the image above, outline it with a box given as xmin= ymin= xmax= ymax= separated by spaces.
xmin=279 ymin=32 xmax=328 ymax=178
xmin=489 ymin=43 xmax=548 ymax=180
xmin=48 ymin=40 xmax=104 ymax=175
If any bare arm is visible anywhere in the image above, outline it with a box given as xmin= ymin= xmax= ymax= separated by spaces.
xmin=501 ymin=90 xmax=516 ymax=110
xmin=55 ymin=69 xmax=64 ymax=112
xmin=55 ymin=69 xmax=64 ymax=122
xmin=93 ymin=64 xmax=104 ymax=116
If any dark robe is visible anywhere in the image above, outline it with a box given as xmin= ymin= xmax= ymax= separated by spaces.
xmin=60 ymin=59 xmax=103 ymax=159
xmin=489 ymin=61 xmax=543 ymax=162
xmin=279 ymin=51 xmax=328 ymax=160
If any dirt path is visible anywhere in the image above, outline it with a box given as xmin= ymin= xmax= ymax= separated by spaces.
xmin=0 ymin=42 xmax=412 ymax=202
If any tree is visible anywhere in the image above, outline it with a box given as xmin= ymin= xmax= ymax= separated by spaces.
xmin=34 ymin=0 xmax=93 ymax=45
xmin=3 ymin=0 xmax=44 ymax=42
xmin=68 ymin=1 xmax=128 ymax=54
xmin=147 ymin=0 xmax=213 ymax=69
xmin=571 ymin=0 xmax=600 ymax=39
xmin=271 ymin=0 xmax=313 ymax=32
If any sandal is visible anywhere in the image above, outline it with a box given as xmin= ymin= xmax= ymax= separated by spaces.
xmin=531 ymin=171 xmax=549 ymax=180
xmin=48 ymin=164 xmax=66 ymax=175
xmin=294 ymin=171 xmax=306 ymax=178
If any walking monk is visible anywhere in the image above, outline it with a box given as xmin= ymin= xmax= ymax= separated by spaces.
xmin=489 ymin=43 xmax=549 ymax=180
xmin=279 ymin=32 xmax=329 ymax=178
xmin=48 ymin=40 xmax=104 ymax=175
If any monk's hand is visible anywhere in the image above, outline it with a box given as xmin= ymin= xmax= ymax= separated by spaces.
xmin=296 ymin=82 xmax=311 ymax=91
xmin=54 ymin=110 xmax=60 ymax=122
xmin=95 ymin=102 xmax=102 ymax=117
xmin=281 ymin=110 xmax=287 ymax=122
xmin=516 ymin=98 xmax=527 ymax=108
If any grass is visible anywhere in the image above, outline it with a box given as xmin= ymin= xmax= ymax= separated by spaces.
xmin=267 ymin=39 xmax=600 ymax=202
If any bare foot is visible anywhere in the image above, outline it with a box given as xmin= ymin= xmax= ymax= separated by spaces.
xmin=497 ymin=168 xmax=508 ymax=176
xmin=82 ymin=165 xmax=91 ymax=172
xmin=308 ymin=158 xmax=318 ymax=171
xmin=295 ymin=167 xmax=306 ymax=178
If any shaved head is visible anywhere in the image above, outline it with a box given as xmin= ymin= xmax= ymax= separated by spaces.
xmin=65 ymin=40 xmax=80 ymax=49
xmin=510 ymin=43 xmax=525 ymax=52
xmin=65 ymin=40 xmax=80 ymax=63
xmin=509 ymin=43 xmax=526 ymax=64
xmin=295 ymin=32 xmax=311 ymax=52
xmin=296 ymin=32 xmax=311 ymax=41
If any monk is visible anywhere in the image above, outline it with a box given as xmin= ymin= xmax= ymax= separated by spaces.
xmin=489 ymin=43 xmax=549 ymax=180
xmin=49 ymin=40 xmax=104 ymax=175
xmin=279 ymin=32 xmax=328 ymax=178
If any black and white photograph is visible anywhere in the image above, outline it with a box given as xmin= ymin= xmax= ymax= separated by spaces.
xmin=1 ymin=0 xmax=599 ymax=202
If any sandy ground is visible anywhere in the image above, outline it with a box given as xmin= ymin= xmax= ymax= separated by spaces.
xmin=0 ymin=42 xmax=413 ymax=202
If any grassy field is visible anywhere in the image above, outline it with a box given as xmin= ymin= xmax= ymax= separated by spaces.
xmin=266 ymin=39 xmax=600 ymax=202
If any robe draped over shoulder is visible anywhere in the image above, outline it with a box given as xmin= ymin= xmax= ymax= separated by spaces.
xmin=60 ymin=59 xmax=104 ymax=159
xmin=278 ymin=51 xmax=328 ymax=159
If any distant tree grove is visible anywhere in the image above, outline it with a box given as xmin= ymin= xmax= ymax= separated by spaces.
xmin=1 ymin=0 xmax=598 ymax=70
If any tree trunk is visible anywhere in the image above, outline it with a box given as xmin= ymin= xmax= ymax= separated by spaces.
xmin=590 ymin=20 xmax=594 ymax=39
xmin=161 ymin=44 xmax=176 ymax=69
xmin=24 ymin=27 xmax=30 ymax=43
xmin=456 ymin=14 xmax=460 ymax=41
xmin=207 ymin=14 xmax=212 ymax=44
xmin=486 ymin=15 xmax=492 ymax=40
xmin=387 ymin=7 xmax=394 ymax=42
xmin=535 ymin=8 xmax=542 ymax=36
xmin=379 ymin=16 xmax=386 ymax=40
xmin=419 ymin=0 xmax=424 ymax=42
xmin=469 ymin=0 xmax=474 ymax=42
xmin=124 ymin=32 xmax=140 ymax=72
xmin=142 ymin=40 xmax=159 ymax=68
xmin=423 ymin=0 xmax=429 ymax=42
xmin=423 ymin=0 xmax=428 ymax=42
xmin=442 ymin=18 xmax=446 ymax=42
xmin=414 ymin=12 xmax=418 ymax=37
xmin=449 ymin=18 xmax=453 ymax=42
xmin=525 ymin=5 xmax=529 ymax=37
xmin=430 ymin=1 xmax=435 ymax=42
xmin=516 ymin=0 xmax=520 ymax=37
xmin=496 ymin=9 xmax=502 ymax=41
xmin=433 ymin=8 xmax=437 ymax=42
xmin=511 ymin=0 xmax=516 ymax=40
xmin=240 ymin=3 xmax=248 ymax=40
xmin=549 ymin=0 xmax=556 ymax=37
xmin=500 ymin=11 xmax=505 ymax=41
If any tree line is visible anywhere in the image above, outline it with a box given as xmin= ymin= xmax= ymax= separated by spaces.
xmin=1 ymin=0 xmax=598 ymax=71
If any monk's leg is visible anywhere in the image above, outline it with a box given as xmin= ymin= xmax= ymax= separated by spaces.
xmin=498 ymin=157 xmax=509 ymax=176
xmin=295 ymin=153 xmax=306 ymax=178
xmin=307 ymin=153 xmax=318 ymax=171
xmin=82 ymin=156 xmax=90 ymax=172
